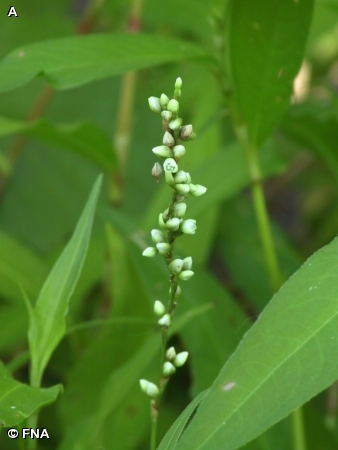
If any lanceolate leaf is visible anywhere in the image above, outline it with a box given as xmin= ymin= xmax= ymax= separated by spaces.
xmin=176 ymin=236 xmax=338 ymax=450
xmin=0 ymin=117 xmax=116 ymax=171
xmin=157 ymin=389 xmax=209 ymax=450
xmin=0 ymin=34 xmax=211 ymax=93
xmin=27 ymin=175 xmax=102 ymax=386
xmin=227 ymin=0 xmax=314 ymax=147
xmin=0 ymin=362 xmax=61 ymax=427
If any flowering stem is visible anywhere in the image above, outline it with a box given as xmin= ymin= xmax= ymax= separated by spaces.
xmin=141 ymin=78 xmax=204 ymax=450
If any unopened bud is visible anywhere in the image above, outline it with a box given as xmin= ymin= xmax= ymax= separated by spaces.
xmin=165 ymin=217 xmax=180 ymax=231
xmin=152 ymin=145 xmax=173 ymax=158
xmin=161 ymin=110 xmax=173 ymax=122
xmin=163 ymin=361 xmax=176 ymax=377
xmin=154 ymin=300 xmax=166 ymax=316
xmin=169 ymin=117 xmax=183 ymax=130
xmin=148 ymin=97 xmax=161 ymax=113
xmin=175 ymin=184 xmax=190 ymax=195
xmin=173 ymin=202 xmax=187 ymax=218
xmin=158 ymin=313 xmax=171 ymax=327
xmin=160 ymin=93 xmax=170 ymax=107
xmin=156 ymin=242 xmax=171 ymax=255
xmin=190 ymin=184 xmax=207 ymax=197
xmin=175 ymin=77 xmax=183 ymax=89
xmin=166 ymin=346 xmax=176 ymax=361
xmin=174 ymin=351 xmax=189 ymax=367
xmin=173 ymin=145 xmax=186 ymax=159
xmin=179 ymin=124 xmax=193 ymax=140
xmin=151 ymin=162 xmax=162 ymax=182
xmin=169 ymin=258 xmax=184 ymax=275
xmin=139 ymin=379 xmax=160 ymax=398
xmin=182 ymin=256 xmax=193 ymax=270
xmin=163 ymin=131 xmax=175 ymax=147
xmin=142 ymin=247 xmax=158 ymax=257
xmin=178 ymin=270 xmax=194 ymax=281
xmin=151 ymin=229 xmax=165 ymax=244
xmin=167 ymin=99 xmax=179 ymax=114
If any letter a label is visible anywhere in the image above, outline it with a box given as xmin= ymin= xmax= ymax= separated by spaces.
xmin=8 ymin=7 xmax=18 ymax=17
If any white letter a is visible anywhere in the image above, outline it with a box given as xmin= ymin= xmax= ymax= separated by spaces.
xmin=8 ymin=7 xmax=18 ymax=17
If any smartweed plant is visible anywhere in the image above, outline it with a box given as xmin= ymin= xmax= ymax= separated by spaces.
xmin=140 ymin=77 xmax=206 ymax=449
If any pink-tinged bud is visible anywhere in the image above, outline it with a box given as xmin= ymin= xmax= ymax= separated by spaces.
xmin=179 ymin=124 xmax=193 ymax=140
xmin=151 ymin=162 xmax=162 ymax=182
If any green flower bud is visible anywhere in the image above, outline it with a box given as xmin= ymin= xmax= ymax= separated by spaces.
xmin=152 ymin=145 xmax=173 ymax=158
xmin=175 ymin=77 xmax=183 ymax=89
xmin=182 ymin=256 xmax=193 ymax=270
xmin=173 ymin=202 xmax=187 ymax=218
xmin=139 ymin=379 xmax=160 ymax=398
xmin=165 ymin=171 xmax=175 ymax=187
xmin=156 ymin=242 xmax=171 ymax=255
xmin=163 ymin=158 xmax=178 ymax=173
xmin=178 ymin=270 xmax=194 ymax=281
xmin=190 ymin=184 xmax=207 ymax=197
xmin=166 ymin=346 xmax=176 ymax=361
xmin=151 ymin=162 xmax=162 ymax=182
xmin=148 ymin=96 xmax=161 ymax=113
xmin=165 ymin=217 xmax=180 ymax=231
xmin=161 ymin=110 xmax=173 ymax=122
xmin=163 ymin=361 xmax=176 ymax=377
xmin=174 ymin=170 xmax=189 ymax=184
xmin=169 ymin=285 xmax=181 ymax=298
xmin=169 ymin=117 xmax=183 ymax=130
xmin=163 ymin=131 xmax=175 ymax=147
xmin=175 ymin=184 xmax=190 ymax=195
xmin=154 ymin=300 xmax=166 ymax=316
xmin=167 ymin=98 xmax=179 ymax=114
xmin=169 ymin=258 xmax=184 ymax=274
xmin=174 ymin=88 xmax=181 ymax=98
xmin=179 ymin=124 xmax=193 ymax=140
xmin=151 ymin=229 xmax=165 ymax=243
xmin=160 ymin=93 xmax=169 ymax=107
xmin=159 ymin=213 xmax=166 ymax=229
xmin=188 ymin=183 xmax=197 ymax=194
xmin=180 ymin=219 xmax=197 ymax=234
xmin=173 ymin=145 xmax=186 ymax=160
xmin=142 ymin=247 xmax=158 ymax=257
xmin=158 ymin=313 xmax=171 ymax=327
xmin=173 ymin=351 xmax=189 ymax=367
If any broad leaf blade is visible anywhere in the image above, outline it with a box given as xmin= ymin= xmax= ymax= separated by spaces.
xmin=0 ymin=34 xmax=211 ymax=93
xmin=227 ymin=0 xmax=314 ymax=147
xmin=0 ymin=362 xmax=61 ymax=427
xmin=28 ymin=175 xmax=102 ymax=384
xmin=176 ymin=236 xmax=338 ymax=450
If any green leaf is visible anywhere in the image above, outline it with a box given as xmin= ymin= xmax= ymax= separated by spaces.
xmin=27 ymin=175 xmax=102 ymax=386
xmin=227 ymin=0 xmax=314 ymax=147
xmin=281 ymin=107 xmax=338 ymax=182
xmin=0 ymin=361 xmax=61 ymax=427
xmin=0 ymin=116 xmax=116 ymax=171
xmin=176 ymin=235 xmax=338 ymax=450
xmin=157 ymin=389 xmax=209 ymax=450
xmin=0 ymin=34 xmax=211 ymax=93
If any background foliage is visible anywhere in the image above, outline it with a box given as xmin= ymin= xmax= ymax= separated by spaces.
xmin=1 ymin=0 xmax=338 ymax=449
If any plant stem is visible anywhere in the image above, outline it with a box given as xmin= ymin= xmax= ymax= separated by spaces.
xmin=292 ymin=407 xmax=306 ymax=450
xmin=235 ymin=125 xmax=306 ymax=450
xmin=111 ymin=0 xmax=144 ymax=204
